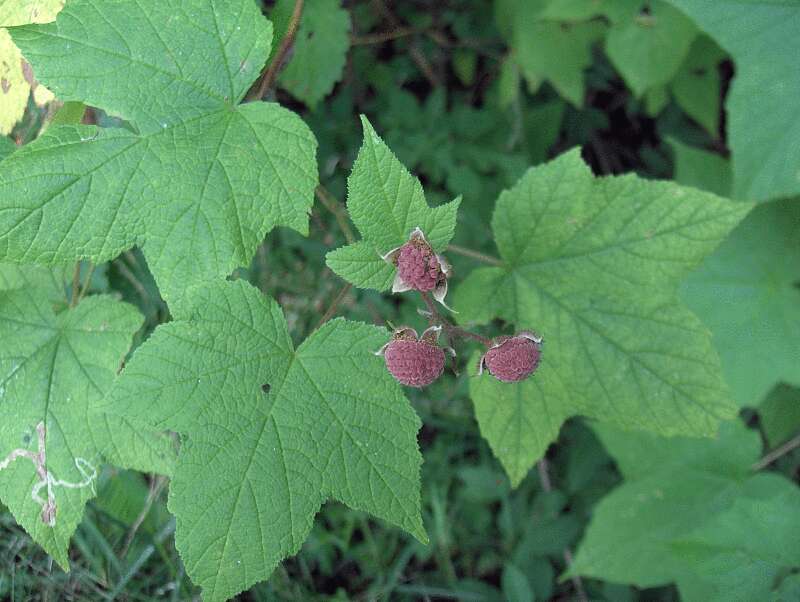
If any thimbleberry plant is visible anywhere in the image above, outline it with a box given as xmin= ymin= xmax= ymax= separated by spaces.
xmin=3 ymin=0 xmax=797 ymax=600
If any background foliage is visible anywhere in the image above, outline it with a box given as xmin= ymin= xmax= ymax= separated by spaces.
xmin=0 ymin=0 xmax=798 ymax=600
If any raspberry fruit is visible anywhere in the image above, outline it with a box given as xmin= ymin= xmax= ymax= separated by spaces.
xmin=397 ymin=242 xmax=440 ymax=291
xmin=381 ymin=227 xmax=452 ymax=308
xmin=479 ymin=331 xmax=542 ymax=383
xmin=376 ymin=326 xmax=446 ymax=388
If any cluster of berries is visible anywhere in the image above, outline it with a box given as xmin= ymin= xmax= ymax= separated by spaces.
xmin=376 ymin=228 xmax=542 ymax=388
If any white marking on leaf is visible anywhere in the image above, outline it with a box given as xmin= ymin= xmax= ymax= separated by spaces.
xmin=0 ymin=422 xmax=97 ymax=526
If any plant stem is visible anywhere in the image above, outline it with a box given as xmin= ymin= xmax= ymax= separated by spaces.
xmin=315 ymin=283 xmax=352 ymax=329
xmin=245 ymin=0 xmax=305 ymax=102
xmin=752 ymin=432 xmax=800 ymax=471
xmin=351 ymin=27 xmax=418 ymax=45
xmin=420 ymin=292 xmax=491 ymax=346
xmin=76 ymin=262 xmax=95 ymax=304
xmin=446 ymin=244 xmax=503 ymax=266
xmin=70 ymin=262 xmax=81 ymax=307
xmin=315 ymin=184 xmax=356 ymax=244
xmin=371 ymin=0 xmax=439 ymax=87
xmin=119 ymin=474 xmax=167 ymax=559
xmin=537 ymin=459 xmax=588 ymax=602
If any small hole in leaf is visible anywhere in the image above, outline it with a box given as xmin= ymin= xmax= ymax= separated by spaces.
xmin=261 ymin=383 xmax=271 ymax=394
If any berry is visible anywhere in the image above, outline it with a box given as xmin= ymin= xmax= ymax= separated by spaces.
xmin=376 ymin=326 xmax=445 ymax=388
xmin=397 ymin=241 xmax=441 ymax=292
xmin=381 ymin=228 xmax=452 ymax=307
xmin=479 ymin=332 xmax=542 ymax=383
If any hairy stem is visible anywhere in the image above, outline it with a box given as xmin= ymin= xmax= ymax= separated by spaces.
xmin=316 ymin=283 xmax=352 ymax=329
xmin=446 ymin=244 xmax=503 ymax=266
xmin=246 ymin=0 xmax=305 ymax=102
xmin=752 ymin=432 xmax=800 ymax=471
xmin=537 ymin=459 xmax=588 ymax=602
xmin=420 ymin=292 xmax=491 ymax=346
xmin=315 ymin=184 xmax=356 ymax=244
xmin=70 ymin=262 xmax=81 ymax=307
xmin=351 ymin=27 xmax=419 ymax=46
xmin=77 ymin=262 xmax=95 ymax=304
xmin=120 ymin=474 xmax=167 ymax=558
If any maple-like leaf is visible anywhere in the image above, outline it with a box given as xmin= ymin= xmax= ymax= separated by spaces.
xmin=454 ymin=149 xmax=751 ymax=485
xmin=106 ymin=279 xmax=426 ymax=601
xmin=0 ymin=0 xmax=318 ymax=304
xmin=0 ymin=271 xmax=175 ymax=567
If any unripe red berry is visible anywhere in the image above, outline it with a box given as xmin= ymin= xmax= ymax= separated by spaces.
xmin=376 ymin=326 xmax=446 ymax=388
xmin=479 ymin=332 xmax=542 ymax=383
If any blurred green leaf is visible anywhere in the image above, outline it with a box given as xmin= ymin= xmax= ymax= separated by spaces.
xmin=758 ymin=384 xmax=800 ymax=448
xmin=670 ymin=35 xmax=726 ymax=136
xmin=571 ymin=420 xmax=800 ymax=600
xmin=502 ymin=562 xmax=535 ymax=602
xmin=669 ymin=138 xmax=731 ymax=196
xmin=668 ymin=0 xmax=800 ymax=201
xmin=604 ymin=0 xmax=697 ymax=97
xmin=681 ymin=199 xmax=800 ymax=407
xmin=274 ymin=0 xmax=351 ymax=108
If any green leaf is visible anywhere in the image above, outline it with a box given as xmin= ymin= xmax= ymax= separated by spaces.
xmin=670 ymin=35 xmax=726 ymax=136
xmin=0 ymin=0 xmax=318 ymax=304
xmin=0 ymin=278 xmax=174 ymax=568
xmin=539 ymin=0 xmax=608 ymax=21
xmin=758 ymin=384 xmax=800 ymax=448
xmin=515 ymin=19 xmax=604 ymax=107
xmin=454 ymin=149 xmax=750 ymax=485
xmin=680 ymin=199 xmax=800 ymax=407
xmin=669 ymin=138 xmax=731 ymax=197
xmin=107 ymin=279 xmax=426 ymax=601
xmin=502 ymin=562 xmax=535 ymax=602
xmin=604 ymin=0 xmax=697 ymax=97
xmin=643 ymin=85 xmax=668 ymax=116
xmin=49 ymin=100 xmax=85 ymax=126
xmin=667 ymin=0 xmax=800 ymax=201
xmin=0 ymin=136 xmax=14 ymax=161
xmin=495 ymin=0 xmax=606 ymax=106
xmin=274 ymin=0 xmax=350 ymax=108
xmin=571 ymin=420 xmax=800 ymax=600
xmin=326 ymin=116 xmax=460 ymax=291
xmin=496 ymin=56 xmax=520 ymax=109
xmin=0 ymin=261 xmax=68 ymax=302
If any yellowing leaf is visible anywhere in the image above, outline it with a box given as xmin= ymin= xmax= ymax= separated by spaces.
xmin=0 ymin=29 xmax=28 ymax=135
xmin=0 ymin=0 xmax=63 ymax=134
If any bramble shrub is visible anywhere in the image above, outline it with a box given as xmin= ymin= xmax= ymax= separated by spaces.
xmin=0 ymin=0 xmax=798 ymax=600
